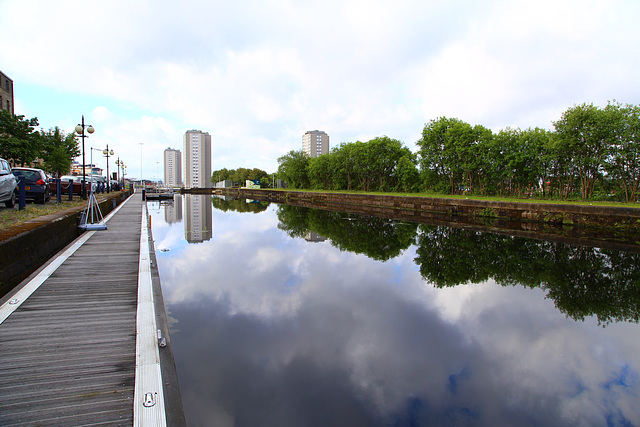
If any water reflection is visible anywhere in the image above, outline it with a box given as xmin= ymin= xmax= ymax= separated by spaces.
xmin=185 ymin=194 xmax=213 ymax=243
xmin=277 ymin=204 xmax=418 ymax=261
xmin=212 ymin=195 xmax=270 ymax=214
xmin=151 ymin=196 xmax=640 ymax=427
xmin=277 ymin=204 xmax=640 ymax=326
xmin=164 ymin=195 xmax=182 ymax=224
xmin=415 ymin=226 xmax=640 ymax=325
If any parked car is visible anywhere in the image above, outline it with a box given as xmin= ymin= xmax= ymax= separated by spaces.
xmin=51 ymin=175 xmax=92 ymax=196
xmin=0 ymin=158 xmax=18 ymax=208
xmin=11 ymin=167 xmax=51 ymax=204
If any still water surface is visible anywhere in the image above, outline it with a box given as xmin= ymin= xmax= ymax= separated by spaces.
xmin=150 ymin=195 xmax=640 ymax=427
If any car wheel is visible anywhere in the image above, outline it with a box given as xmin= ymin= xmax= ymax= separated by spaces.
xmin=5 ymin=191 xmax=16 ymax=208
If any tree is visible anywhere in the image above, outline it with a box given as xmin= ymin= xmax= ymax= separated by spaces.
xmin=277 ymin=150 xmax=310 ymax=188
xmin=554 ymin=103 xmax=610 ymax=199
xmin=210 ymin=167 xmax=268 ymax=186
xmin=365 ymin=136 xmax=412 ymax=192
xmin=397 ymin=154 xmax=420 ymax=193
xmin=308 ymin=154 xmax=333 ymax=190
xmin=417 ymin=117 xmax=476 ymax=194
xmin=0 ymin=110 xmax=40 ymax=166
xmin=604 ymin=101 xmax=640 ymax=202
xmin=40 ymin=127 xmax=80 ymax=177
xmin=522 ymin=127 xmax=554 ymax=198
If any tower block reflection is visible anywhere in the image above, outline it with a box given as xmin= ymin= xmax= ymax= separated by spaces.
xmin=185 ymin=194 xmax=213 ymax=243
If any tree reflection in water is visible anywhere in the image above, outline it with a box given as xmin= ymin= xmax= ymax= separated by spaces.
xmin=273 ymin=204 xmax=640 ymax=326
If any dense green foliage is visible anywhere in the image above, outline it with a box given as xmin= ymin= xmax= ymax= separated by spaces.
xmin=210 ymin=167 xmax=269 ymax=187
xmin=0 ymin=110 xmax=80 ymax=176
xmin=276 ymin=101 xmax=640 ymax=202
xmin=40 ymin=127 xmax=80 ymax=177
xmin=418 ymin=101 xmax=640 ymax=201
xmin=278 ymin=136 xmax=419 ymax=193
xmin=0 ymin=110 xmax=41 ymax=166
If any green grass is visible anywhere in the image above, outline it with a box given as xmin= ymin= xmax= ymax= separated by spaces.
xmin=0 ymin=199 xmax=87 ymax=230
xmin=256 ymin=188 xmax=640 ymax=209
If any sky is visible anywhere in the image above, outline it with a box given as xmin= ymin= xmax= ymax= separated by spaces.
xmin=1 ymin=0 xmax=639 ymax=181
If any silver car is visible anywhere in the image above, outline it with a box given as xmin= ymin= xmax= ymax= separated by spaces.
xmin=0 ymin=158 xmax=17 ymax=208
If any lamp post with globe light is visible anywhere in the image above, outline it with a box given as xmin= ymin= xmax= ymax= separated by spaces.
xmin=75 ymin=116 xmax=95 ymax=199
xmin=103 ymin=145 xmax=114 ymax=193
xmin=115 ymin=158 xmax=126 ymax=190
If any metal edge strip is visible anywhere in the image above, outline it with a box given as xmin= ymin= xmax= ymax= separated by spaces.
xmin=133 ymin=202 xmax=167 ymax=426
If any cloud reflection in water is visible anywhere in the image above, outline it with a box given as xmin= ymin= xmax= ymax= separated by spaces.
xmin=151 ymin=200 xmax=640 ymax=427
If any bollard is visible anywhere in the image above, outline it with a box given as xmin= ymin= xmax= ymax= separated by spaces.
xmin=18 ymin=177 xmax=26 ymax=210
xmin=56 ymin=178 xmax=61 ymax=203
xmin=68 ymin=179 xmax=73 ymax=201
xmin=142 ymin=188 xmax=146 ymax=200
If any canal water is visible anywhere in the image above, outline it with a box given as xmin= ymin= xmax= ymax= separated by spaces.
xmin=149 ymin=195 xmax=640 ymax=427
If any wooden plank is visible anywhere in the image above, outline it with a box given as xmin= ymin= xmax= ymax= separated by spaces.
xmin=0 ymin=195 xmax=142 ymax=426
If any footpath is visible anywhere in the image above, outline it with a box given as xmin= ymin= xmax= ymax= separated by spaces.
xmin=0 ymin=191 xmax=185 ymax=426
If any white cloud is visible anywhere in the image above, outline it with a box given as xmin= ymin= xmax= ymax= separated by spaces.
xmin=2 ymin=0 xmax=639 ymax=176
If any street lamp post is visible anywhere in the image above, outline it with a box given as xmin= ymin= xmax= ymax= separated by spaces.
xmin=75 ymin=116 xmax=95 ymax=199
xmin=139 ymin=142 xmax=144 ymax=188
xmin=90 ymin=147 xmax=103 ymax=192
xmin=115 ymin=158 xmax=126 ymax=190
xmin=103 ymin=145 xmax=114 ymax=193
xmin=115 ymin=158 xmax=120 ymax=190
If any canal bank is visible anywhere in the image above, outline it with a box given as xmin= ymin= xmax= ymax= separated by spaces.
xmin=187 ymin=188 xmax=640 ymax=228
xmin=185 ymin=187 xmax=640 ymax=250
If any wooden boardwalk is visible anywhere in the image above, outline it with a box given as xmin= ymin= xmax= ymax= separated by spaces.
xmin=0 ymin=193 xmax=184 ymax=426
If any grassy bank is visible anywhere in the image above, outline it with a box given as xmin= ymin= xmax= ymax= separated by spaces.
xmin=0 ymin=199 xmax=87 ymax=230
xmin=265 ymin=188 xmax=640 ymax=209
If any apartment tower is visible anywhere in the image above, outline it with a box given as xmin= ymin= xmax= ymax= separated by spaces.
xmin=183 ymin=130 xmax=212 ymax=189
xmin=302 ymin=130 xmax=329 ymax=158
xmin=164 ymin=147 xmax=182 ymax=188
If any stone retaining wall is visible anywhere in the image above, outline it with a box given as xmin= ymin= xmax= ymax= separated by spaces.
xmin=208 ymin=188 xmax=640 ymax=230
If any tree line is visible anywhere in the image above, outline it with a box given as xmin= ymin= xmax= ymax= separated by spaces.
xmin=0 ymin=110 xmax=80 ymax=177
xmin=277 ymin=101 xmax=640 ymax=202
xmin=278 ymin=136 xmax=419 ymax=193
xmin=210 ymin=167 xmax=270 ymax=187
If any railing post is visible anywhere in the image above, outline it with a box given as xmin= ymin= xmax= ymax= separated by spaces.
xmin=56 ymin=179 xmax=61 ymax=203
xmin=18 ymin=177 xmax=26 ymax=210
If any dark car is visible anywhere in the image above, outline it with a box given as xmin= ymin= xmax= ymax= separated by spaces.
xmin=51 ymin=175 xmax=92 ymax=196
xmin=11 ymin=167 xmax=51 ymax=204
xmin=0 ymin=158 xmax=18 ymax=208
